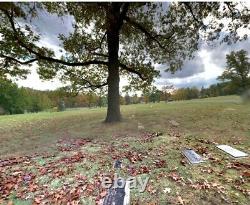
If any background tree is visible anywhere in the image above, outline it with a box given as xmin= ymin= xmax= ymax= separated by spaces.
xmin=0 ymin=2 xmax=249 ymax=122
xmin=96 ymin=95 xmax=106 ymax=107
xmin=187 ymin=87 xmax=199 ymax=100
xmin=0 ymin=78 xmax=25 ymax=114
xmin=161 ymin=84 xmax=174 ymax=102
xmin=200 ymin=86 xmax=208 ymax=98
xmin=172 ymin=87 xmax=199 ymax=101
xmin=172 ymin=88 xmax=187 ymax=101
xmin=124 ymin=93 xmax=131 ymax=105
xmin=0 ymin=78 xmax=53 ymax=114
xmin=131 ymin=94 xmax=140 ymax=104
xmin=26 ymin=89 xmax=53 ymax=112
xmin=142 ymin=90 xmax=150 ymax=104
xmin=149 ymin=87 xmax=161 ymax=103
xmin=218 ymin=50 xmax=250 ymax=94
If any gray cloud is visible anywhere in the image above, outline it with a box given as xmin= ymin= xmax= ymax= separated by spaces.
xmin=157 ymin=55 xmax=205 ymax=79
xmin=203 ymin=39 xmax=250 ymax=68
xmin=156 ymin=76 xmax=218 ymax=88
xmin=155 ymin=38 xmax=250 ymax=88
xmin=25 ymin=9 xmax=74 ymax=48
xmin=173 ymin=78 xmax=218 ymax=88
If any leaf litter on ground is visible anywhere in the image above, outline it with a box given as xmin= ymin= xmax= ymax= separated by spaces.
xmin=0 ymin=131 xmax=249 ymax=204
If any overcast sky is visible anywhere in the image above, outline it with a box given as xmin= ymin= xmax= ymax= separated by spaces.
xmin=15 ymin=3 xmax=250 ymax=91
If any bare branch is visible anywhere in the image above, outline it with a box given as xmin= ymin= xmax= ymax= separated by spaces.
xmin=99 ymin=32 xmax=107 ymax=49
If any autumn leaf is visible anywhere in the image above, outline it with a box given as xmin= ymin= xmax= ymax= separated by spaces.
xmin=7 ymin=201 xmax=13 ymax=205
xmin=163 ymin=187 xmax=171 ymax=194
xmin=146 ymin=185 xmax=157 ymax=194
xmin=29 ymin=183 xmax=38 ymax=192
xmin=154 ymin=159 xmax=166 ymax=168
xmin=33 ymin=197 xmax=42 ymax=205
xmin=146 ymin=203 xmax=157 ymax=205
xmin=100 ymin=190 xmax=107 ymax=198
xmin=177 ymin=196 xmax=184 ymax=205
xmin=242 ymin=171 xmax=250 ymax=178
xmin=168 ymin=172 xmax=183 ymax=182
xmin=195 ymin=146 xmax=209 ymax=155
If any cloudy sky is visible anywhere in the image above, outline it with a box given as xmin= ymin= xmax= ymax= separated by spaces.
xmin=15 ymin=3 xmax=250 ymax=91
xmin=155 ymin=38 xmax=250 ymax=88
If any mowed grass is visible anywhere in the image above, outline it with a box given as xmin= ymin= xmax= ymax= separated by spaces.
xmin=0 ymin=95 xmax=249 ymax=157
xmin=0 ymin=95 xmax=250 ymax=204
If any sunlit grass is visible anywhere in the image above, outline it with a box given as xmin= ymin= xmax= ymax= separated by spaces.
xmin=0 ymin=95 xmax=249 ymax=157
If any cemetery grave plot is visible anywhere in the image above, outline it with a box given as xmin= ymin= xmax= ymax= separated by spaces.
xmin=102 ymin=159 xmax=132 ymax=205
xmin=217 ymin=145 xmax=248 ymax=158
xmin=182 ymin=149 xmax=205 ymax=164
xmin=182 ymin=145 xmax=249 ymax=165
xmin=1 ymin=131 xmax=249 ymax=205
xmin=102 ymin=180 xmax=128 ymax=205
xmin=0 ymin=96 xmax=249 ymax=204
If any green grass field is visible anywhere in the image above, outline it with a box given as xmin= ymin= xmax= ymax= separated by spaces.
xmin=0 ymin=95 xmax=249 ymax=204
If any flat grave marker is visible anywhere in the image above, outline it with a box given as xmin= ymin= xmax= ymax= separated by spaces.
xmin=182 ymin=149 xmax=205 ymax=164
xmin=114 ymin=160 xmax=122 ymax=169
xmin=102 ymin=186 xmax=126 ymax=205
xmin=102 ymin=180 xmax=130 ymax=205
xmin=102 ymin=160 xmax=130 ymax=205
xmin=217 ymin=145 xmax=248 ymax=158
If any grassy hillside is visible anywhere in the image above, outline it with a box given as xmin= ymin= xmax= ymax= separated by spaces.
xmin=0 ymin=95 xmax=249 ymax=204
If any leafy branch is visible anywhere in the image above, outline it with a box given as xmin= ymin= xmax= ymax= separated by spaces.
xmin=0 ymin=7 xmax=109 ymax=67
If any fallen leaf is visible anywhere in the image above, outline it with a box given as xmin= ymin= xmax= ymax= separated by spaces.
xmin=177 ymin=196 xmax=184 ymax=205
xmin=146 ymin=185 xmax=157 ymax=194
xmin=163 ymin=187 xmax=171 ymax=194
xmin=242 ymin=171 xmax=250 ymax=177
xmin=100 ymin=190 xmax=107 ymax=198
xmin=7 ymin=201 xmax=13 ymax=205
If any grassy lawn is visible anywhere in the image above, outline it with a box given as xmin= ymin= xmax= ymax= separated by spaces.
xmin=0 ymin=95 xmax=249 ymax=204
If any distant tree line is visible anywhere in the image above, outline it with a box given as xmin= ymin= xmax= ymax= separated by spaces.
xmin=0 ymin=78 xmax=53 ymax=114
xmin=125 ymin=79 xmax=247 ymax=104
xmin=0 ymin=77 xmax=246 ymax=115
xmin=171 ymin=82 xmax=238 ymax=101
xmin=0 ymin=78 xmax=108 ymax=115
xmin=4 ymin=70 xmax=242 ymax=114
xmin=1 ymin=50 xmax=249 ymax=114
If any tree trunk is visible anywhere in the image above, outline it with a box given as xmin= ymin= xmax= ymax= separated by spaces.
xmin=105 ymin=4 xmax=121 ymax=122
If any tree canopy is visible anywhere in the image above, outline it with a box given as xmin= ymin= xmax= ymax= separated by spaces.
xmin=218 ymin=49 xmax=250 ymax=93
xmin=0 ymin=2 xmax=249 ymax=121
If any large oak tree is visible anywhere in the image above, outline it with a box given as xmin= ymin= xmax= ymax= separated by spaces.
xmin=0 ymin=2 xmax=249 ymax=122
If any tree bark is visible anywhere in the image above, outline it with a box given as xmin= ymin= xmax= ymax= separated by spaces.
xmin=105 ymin=4 xmax=121 ymax=122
